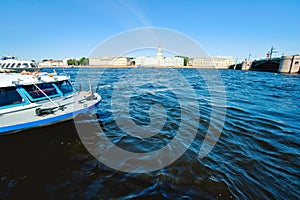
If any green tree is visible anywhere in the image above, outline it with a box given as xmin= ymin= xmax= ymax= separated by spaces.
xmin=183 ymin=56 xmax=189 ymax=66
xmin=67 ymin=59 xmax=76 ymax=66
xmin=78 ymin=57 xmax=89 ymax=66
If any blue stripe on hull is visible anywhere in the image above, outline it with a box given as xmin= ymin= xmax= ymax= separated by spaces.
xmin=0 ymin=103 xmax=99 ymax=134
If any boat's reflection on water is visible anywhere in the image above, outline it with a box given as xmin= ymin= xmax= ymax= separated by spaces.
xmin=0 ymin=115 xmax=98 ymax=200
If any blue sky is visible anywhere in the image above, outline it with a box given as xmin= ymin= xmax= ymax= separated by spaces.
xmin=0 ymin=0 xmax=299 ymax=62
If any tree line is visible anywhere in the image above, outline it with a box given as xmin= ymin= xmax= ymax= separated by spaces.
xmin=41 ymin=57 xmax=89 ymax=66
xmin=67 ymin=57 xmax=89 ymax=66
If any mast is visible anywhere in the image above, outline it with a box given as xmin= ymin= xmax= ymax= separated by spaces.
xmin=269 ymin=46 xmax=278 ymax=59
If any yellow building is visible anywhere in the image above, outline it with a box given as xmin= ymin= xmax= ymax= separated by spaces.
xmin=89 ymin=56 xmax=130 ymax=66
xmin=38 ymin=60 xmax=65 ymax=67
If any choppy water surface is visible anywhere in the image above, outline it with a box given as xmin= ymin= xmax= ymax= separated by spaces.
xmin=0 ymin=68 xmax=299 ymax=200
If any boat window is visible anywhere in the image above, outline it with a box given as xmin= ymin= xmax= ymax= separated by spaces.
xmin=23 ymin=83 xmax=58 ymax=100
xmin=54 ymin=80 xmax=73 ymax=95
xmin=5 ymin=63 xmax=10 ymax=68
xmin=22 ymin=63 xmax=29 ymax=68
xmin=16 ymin=63 xmax=21 ymax=68
xmin=30 ymin=63 xmax=37 ymax=68
xmin=0 ymin=87 xmax=23 ymax=107
xmin=11 ymin=63 xmax=15 ymax=68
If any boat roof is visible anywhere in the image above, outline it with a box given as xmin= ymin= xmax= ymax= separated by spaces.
xmin=0 ymin=60 xmax=35 ymax=63
xmin=1 ymin=55 xmax=18 ymax=60
xmin=0 ymin=72 xmax=70 ymax=88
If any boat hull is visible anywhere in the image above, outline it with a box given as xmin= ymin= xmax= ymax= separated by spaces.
xmin=0 ymin=68 xmax=40 ymax=73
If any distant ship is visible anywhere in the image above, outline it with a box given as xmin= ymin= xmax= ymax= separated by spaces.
xmin=0 ymin=55 xmax=39 ymax=72
xmin=229 ymin=47 xmax=300 ymax=73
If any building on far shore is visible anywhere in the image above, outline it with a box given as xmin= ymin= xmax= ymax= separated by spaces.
xmin=89 ymin=56 xmax=131 ymax=67
xmin=189 ymin=56 xmax=235 ymax=69
xmin=134 ymin=46 xmax=184 ymax=67
xmin=87 ymin=46 xmax=234 ymax=68
xmin=38 ymin=60 xmax=65 ymax=67
xmin=89 ymin=46 xmax=184 ymax=67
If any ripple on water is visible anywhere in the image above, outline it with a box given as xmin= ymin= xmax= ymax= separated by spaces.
xmin=0 ymin=68 xmax=299 ymax=199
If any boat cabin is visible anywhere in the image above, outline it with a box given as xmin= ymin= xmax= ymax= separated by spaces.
xmin=0 ymin=73 xmax=73 ymax=110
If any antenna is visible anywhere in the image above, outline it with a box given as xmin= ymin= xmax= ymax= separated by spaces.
xmin=270 ymin=46 xmax=278 ymax=59
xmin=89 ymin=78 xmax=92 ymax=92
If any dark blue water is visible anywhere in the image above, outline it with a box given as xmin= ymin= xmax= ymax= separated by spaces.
xmin=0 ymin=68 xmax=299 ymax=200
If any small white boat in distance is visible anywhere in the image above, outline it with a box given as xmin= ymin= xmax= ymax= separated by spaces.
xmin=0 ymin=55 xmax=39 ymax=73
xmin=0 ymin=71 xmax=101 ymax=134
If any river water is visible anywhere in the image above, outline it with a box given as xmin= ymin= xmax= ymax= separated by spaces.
xmin=0 ymin=68 xmax=299 ymax=199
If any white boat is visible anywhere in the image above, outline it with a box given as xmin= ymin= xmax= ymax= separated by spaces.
xmin=0 ymin=55 xmax=39 ymax=72
xmin=0 ymin=71 xmax=101 ymax=134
